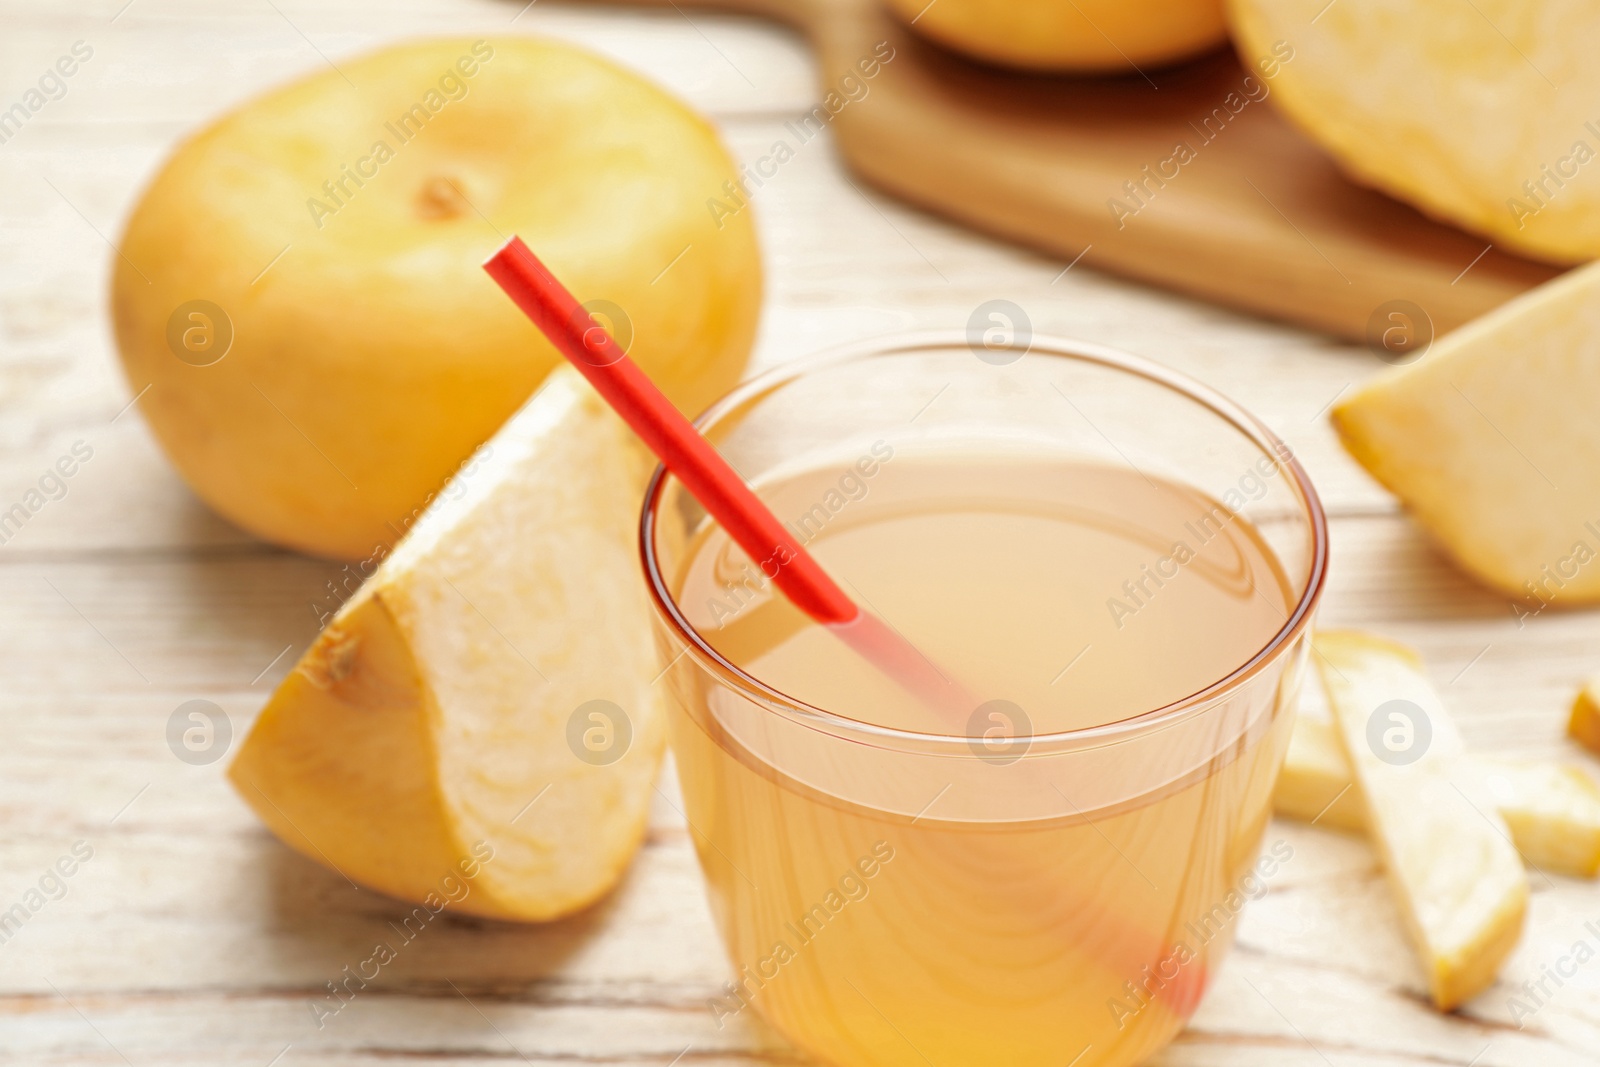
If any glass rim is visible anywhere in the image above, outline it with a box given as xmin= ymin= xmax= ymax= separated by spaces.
xmin=639 ymin=330 xmax=1330 ymax=756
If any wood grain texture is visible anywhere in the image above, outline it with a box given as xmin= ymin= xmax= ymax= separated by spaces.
xmin=1 ymin=1 xmax=1598 ymax=1065
xmin=577 ymin=0 xmax=1563 ymax=342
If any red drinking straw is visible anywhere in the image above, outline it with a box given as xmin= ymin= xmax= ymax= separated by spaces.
xmin=484 ymin=236 xmax=964 ymax=713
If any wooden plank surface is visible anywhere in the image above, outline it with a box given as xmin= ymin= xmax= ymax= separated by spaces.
xmin=1 ymin=1 xmax=1598 ymax=1065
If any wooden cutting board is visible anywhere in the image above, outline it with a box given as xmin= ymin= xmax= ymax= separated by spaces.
xmin=583 ymin=0 xmax=1561 ymax=341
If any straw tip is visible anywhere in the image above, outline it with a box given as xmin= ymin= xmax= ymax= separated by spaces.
xmin=482 ymin=235 xmax=529 ymax=272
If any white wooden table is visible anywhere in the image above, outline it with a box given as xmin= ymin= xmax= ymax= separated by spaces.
xmin=2 ymin=1 xmax=1598 ymax=1063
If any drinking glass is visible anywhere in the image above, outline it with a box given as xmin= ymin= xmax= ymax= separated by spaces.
xmin=640 ymin=333 xmax=1328 ymax=1067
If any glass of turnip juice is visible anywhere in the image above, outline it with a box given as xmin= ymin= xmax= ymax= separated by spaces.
xmin=640 ymin=334 xmax=1328 ymax=1067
